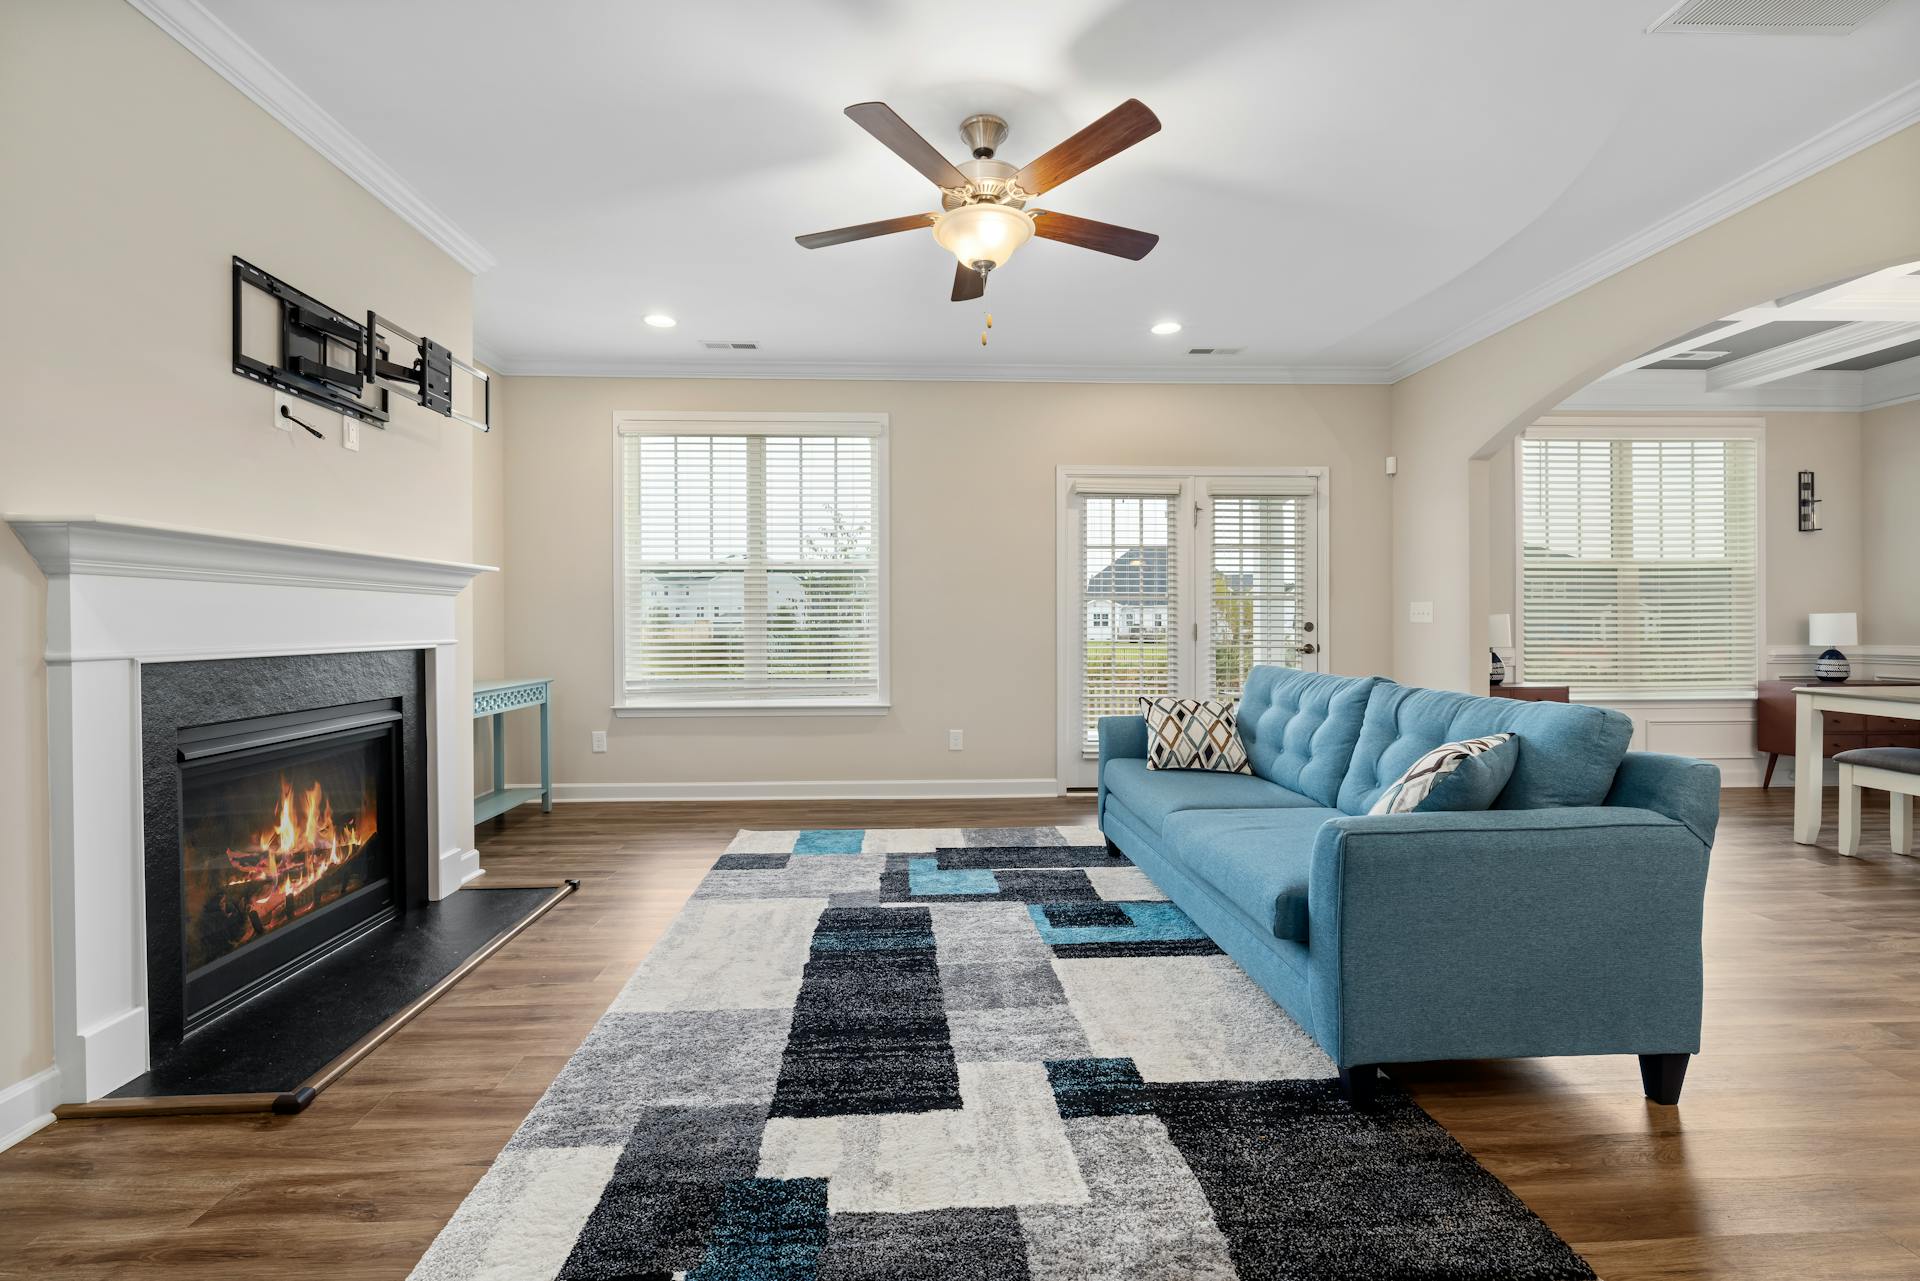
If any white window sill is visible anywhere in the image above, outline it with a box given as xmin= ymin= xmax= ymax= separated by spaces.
xmin=612 ymin=701 xmax=891 ymax=719
xmin=1569 ymin=688 xmax=1757 ymax=704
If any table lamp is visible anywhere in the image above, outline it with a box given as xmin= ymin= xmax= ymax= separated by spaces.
xmin=1808 ymin=612 xmax=1857 ymax=682
xmin=1488 ymin=613 xmax=1513 ymax=687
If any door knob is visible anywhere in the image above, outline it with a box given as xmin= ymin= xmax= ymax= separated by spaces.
xmin=1297 ymin=642 xmax=1318 ymax=655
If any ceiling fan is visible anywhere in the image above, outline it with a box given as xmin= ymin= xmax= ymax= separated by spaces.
xmin=796 ymin=100 xmax=1162 ymax=302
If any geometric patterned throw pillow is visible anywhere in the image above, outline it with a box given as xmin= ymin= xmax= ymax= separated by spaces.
xmin=1141 ymin=696 xmax=1252 ymax=774
xmin=1368 ymin=732 xmax=1515 ymax=815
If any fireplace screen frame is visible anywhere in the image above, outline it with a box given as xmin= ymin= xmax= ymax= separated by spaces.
xmin=176 ymin=700 xmax=406 ymax=1030
xmin=142 ymin=649 xmax=429 ymax=1060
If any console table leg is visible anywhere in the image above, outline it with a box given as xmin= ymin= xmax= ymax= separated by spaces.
xmin=539 ymin=700 xmax=552 ymax=813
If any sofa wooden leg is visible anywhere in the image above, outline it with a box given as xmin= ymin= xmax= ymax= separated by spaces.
xmin=1338 ymin=1064 xmax=1380 ymax=1108
xmin=1639 ymin=1052 xmax=1689 ymax=1105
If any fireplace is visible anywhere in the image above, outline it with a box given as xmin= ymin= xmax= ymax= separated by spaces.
xmin=142 ymin=649 xmax=429 ymax=1060
xmin=177 ymin=700 xmax=403 ymax=1029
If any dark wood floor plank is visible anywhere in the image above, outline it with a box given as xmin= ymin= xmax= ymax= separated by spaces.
xmin=1 ymin=790 xmax=1917 ymax=1279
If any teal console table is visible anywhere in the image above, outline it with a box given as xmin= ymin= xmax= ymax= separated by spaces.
xmin=474 ymin=678 xmax=552 ymax=824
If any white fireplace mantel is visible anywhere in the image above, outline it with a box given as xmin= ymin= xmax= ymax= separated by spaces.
xmin=7 ymin=516 xmax=494 ymax=1104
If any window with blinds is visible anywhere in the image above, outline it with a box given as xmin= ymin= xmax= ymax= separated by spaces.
xmin=1519 ymin=431 xmax=1759 ymax=693
xmin=1208 ymin=491 xmax=1312 ymax=700
xmin=617 ymin=418 xmax=886 ymax=710
xmin=1078 ymin=490 xmax=1179 ymax=755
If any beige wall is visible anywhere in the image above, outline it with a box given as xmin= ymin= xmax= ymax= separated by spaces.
xmin=1485 ymin=412 xmax=1871 ymax=654
xmin=1862 ymin=399 xmax=1920 ymax=645
xmin=0 ymin=1 xmax=476 ymax=1099
xmin=472 ymin=370 xmax=508 ymax=793
xmin=498 ymin=377 xmax=1392 ymax=789
xmin=1389 ymin=123 xmax=1920 ymax=692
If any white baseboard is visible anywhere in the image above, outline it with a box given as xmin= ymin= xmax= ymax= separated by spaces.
xmin=0 ymin=1066 xmax=61 ymax=1154
xmin=535 ymin=778 xmax=1063 ymax=803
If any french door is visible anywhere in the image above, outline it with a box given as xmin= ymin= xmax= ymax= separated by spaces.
xmin=1057 ymin=468 xmax=1327 ymax=788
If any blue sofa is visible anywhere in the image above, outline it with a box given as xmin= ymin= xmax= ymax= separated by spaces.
xmin=1097 ymin=666 xmax=1718 ymax=1105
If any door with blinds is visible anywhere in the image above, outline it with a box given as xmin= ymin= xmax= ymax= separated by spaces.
xmin=1058 ymin=470 xmax=1324 ymax=788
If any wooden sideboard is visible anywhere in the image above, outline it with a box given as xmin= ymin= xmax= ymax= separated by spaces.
xmin=1757 ymin=678 xmax=1920 ymax=788
xmin=1489 ymin=684 xmax=1571 ymax=703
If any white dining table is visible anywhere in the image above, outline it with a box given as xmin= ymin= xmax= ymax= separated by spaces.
xmin=1793 ymin=684 xmax=1920 ymax=844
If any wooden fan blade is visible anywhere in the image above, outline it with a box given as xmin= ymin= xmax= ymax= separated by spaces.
xmin=795 ymin=213 xmax=932 ymax=249
xmin=1014 ymin=99 xmax=1160 ymax=196
xmin=951 ymin=262 xmax=985 ymax=302
xmin=1032 ymin=211 xmax=1159 ymax=260
xmin=845 ymin=102 xmax=970 ymax=190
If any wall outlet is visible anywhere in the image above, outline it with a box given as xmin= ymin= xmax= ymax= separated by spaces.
xmin=343 ymin=419 xmax=361 ymax=451
xmin=1409 ymin=601 xmax=1434 ymax=624
xmin=948 ymin=729 xmax=964 ymax=751
xmin=590 ymin=730 xmax=608 ymax=753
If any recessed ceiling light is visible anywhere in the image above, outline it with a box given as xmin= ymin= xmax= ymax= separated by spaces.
xmin=1150 ymin=320 xmax=1182 ymax=336
xmin=643 ymin=314 xmax=677 ymax=329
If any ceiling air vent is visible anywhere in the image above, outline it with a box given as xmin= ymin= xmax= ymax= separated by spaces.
xmin=1665 ymin=350 xmax=1732 ymax=362
xmin=700 ymin=340 xmax=760 ymax=351
xmin=1187 ymin=346 xmax=1244 ymax=357
xmin=1646 ymin=0 xmax=1891 ymax=34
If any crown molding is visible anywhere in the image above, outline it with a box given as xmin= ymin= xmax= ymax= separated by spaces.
xmin=125 ymin=0 xmax=496 ymax=275
xmin=478 ymin=356 xmax=1397 ymax=385
xmin=1387 ymin=78 xmax=1920 ymax=382
xmin=1560 ymin=354 xmax=1920 ymax=413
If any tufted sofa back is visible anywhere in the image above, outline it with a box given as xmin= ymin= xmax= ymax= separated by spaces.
xmin=1237 ymin=667 xmax=1381 ymax=807
xmin=1334 ymin=682 xmax=1635 ymax=815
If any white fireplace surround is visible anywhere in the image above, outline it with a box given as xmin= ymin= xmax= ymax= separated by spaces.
xmin=7 ymin=517 xmax=493 ymax=1106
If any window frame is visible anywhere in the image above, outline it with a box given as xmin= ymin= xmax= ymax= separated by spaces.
xmin=611 ymin=410 xmax=891 ymax=717
xmin=1514 ymin=416 xmax=1766 ymax=701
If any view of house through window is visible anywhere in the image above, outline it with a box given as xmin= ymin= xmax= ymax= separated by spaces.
xmin=1062 ymin=472 xmax=1322 ymax=784
xmin=617 ymin=416 xmax=886 ymax=710
xmin=1519 ymin=426 xmax=1760 ymax=694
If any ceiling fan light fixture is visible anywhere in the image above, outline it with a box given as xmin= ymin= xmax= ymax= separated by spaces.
xmin=932 ymin=203 xmax=1034 ymax=272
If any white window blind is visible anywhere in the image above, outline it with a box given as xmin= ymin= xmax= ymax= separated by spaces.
xmin=1207 ymin=490 xmax=1312 ymax=699
xmin=1078 ymin=489 xmax=1179 ymax=756
xmin=618 ymin=423 xmax=884 ymax=708
xmin=1519 ymin=433 xmax=1759 ymax=692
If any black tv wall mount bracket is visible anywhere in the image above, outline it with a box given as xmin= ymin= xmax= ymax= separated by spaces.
xmin=230 ymin=256 xmax=490 ymax=432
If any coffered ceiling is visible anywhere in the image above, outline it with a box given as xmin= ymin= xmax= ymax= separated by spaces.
xmin=152 ymin=0 xmax=1920 ymax=381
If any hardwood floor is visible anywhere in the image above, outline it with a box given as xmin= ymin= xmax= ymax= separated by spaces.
xmin=2 ymin=790 xmax=1919 ymax=1279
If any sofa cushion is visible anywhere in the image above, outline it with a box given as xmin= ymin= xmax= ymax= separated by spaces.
xmin=1236 ymin=667 xmax=1381 ymax=807
xmin=1162 ymin=807 xmax=1340 ymax=943
xmin=1102 ymin=757 xmax=1321 ymax=836
xmin=1337 ymin=683 xmax=1634 ymax=815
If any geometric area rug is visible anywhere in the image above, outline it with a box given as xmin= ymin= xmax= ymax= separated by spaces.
xmin=411 ymin=826 xmax=1596 ymax=1281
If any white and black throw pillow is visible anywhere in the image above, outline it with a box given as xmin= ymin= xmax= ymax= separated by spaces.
xmin=1369 ymin=733 xmax=1516 ymax=815
xmin=1141 ymin=697 xmax=1252 ymax=774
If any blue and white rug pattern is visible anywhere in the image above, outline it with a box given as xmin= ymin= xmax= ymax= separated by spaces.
xmin=410 ymin=826 xmax=1594 ymax=1281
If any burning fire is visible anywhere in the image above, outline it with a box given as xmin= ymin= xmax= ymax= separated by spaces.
xmin=227 ymin=777 xmax=377 ymax=920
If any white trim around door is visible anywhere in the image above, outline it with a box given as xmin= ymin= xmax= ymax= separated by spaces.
xmin=1054 ymin=466 xmax=1331 ymax=790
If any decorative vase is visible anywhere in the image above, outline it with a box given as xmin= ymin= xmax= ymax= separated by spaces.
xmin=1489 ymin=648 xmax=1505 ymax=687
xmin=1815 ymin=648 xmax=1850 ymax=682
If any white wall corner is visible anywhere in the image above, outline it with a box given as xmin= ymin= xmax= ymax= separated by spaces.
xmin=0 ymin=1067 xmax=63 ymax=1154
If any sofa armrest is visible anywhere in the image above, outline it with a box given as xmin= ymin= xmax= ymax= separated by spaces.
xmin=1306 ymin=807 xmax=1710 ymax=1068
xmin=1606 ymin=751 xmax=1721 ymax=847
xmin=1096 ymin=714 xmax=1148 ymax=826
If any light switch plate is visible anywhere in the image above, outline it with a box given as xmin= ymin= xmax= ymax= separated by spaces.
xmin=1409 ymin=601 xmax=1434 ymax=623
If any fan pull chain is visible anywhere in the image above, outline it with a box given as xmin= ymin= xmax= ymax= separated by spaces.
xmin=980 ymin=311 xmax=993 ymax=347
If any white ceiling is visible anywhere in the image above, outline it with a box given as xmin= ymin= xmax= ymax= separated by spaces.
xmin=182 ymin=0 xmax=1920 ymax=379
